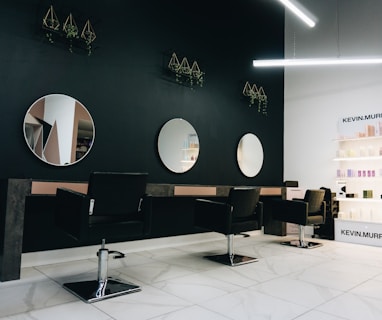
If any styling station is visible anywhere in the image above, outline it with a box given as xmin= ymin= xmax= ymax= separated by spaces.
xmin=1 ymin=93 xmax=287 ymax=303
xmin=2 ymin=1 xmax=382 ymax=318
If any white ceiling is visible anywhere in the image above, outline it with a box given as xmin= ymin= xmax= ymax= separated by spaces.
xmin=285 ymin=0 xmax=382 ymax=59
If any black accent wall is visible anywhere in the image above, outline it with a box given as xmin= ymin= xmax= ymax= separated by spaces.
xmin=0 ymin=0 xmax=284 ymax=186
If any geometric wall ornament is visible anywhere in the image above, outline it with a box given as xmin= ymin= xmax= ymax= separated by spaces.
xmin=242 ymin=81 xmax=268 ymax=116
xmin=42 ymin=5 xmax=96 ymax=55
xmin=168 ymin=52 xmax=205 ymax=88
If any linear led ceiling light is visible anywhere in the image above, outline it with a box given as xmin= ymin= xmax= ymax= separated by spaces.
xmin=259 ymin=1 xmax=382 ymax=67
xmin=278 ymin=0 xmax=316 ymax=28
xmin=253 ymin=58 xmax=382 ymax=67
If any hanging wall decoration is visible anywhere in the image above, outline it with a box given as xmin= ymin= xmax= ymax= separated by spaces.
xmin=168 ymin=52 xmax=205 ymax=88
xmin=242 ymin=81 xmax=268 ymax=116
xmin=62 ymin=13 xmax=78 ymax=53
xmin=42 ymin=5 xmax=96 ymax=55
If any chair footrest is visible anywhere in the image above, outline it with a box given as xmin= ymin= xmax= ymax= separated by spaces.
xmin=281 ymin=240 xmax=323 ymax=249
xmin=205 ymin=253 xmax=258 ymax=266
xmin=63 ymin=278 xmax=141 ymax=303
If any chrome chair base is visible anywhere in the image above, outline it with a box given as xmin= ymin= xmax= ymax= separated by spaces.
xmin=205 ymin=254 xmax=258 ymax=266
xmin=281 ymin=240 xmax=323 ymax=249
xmin=63 ymin=278 xmax=141 ymax=303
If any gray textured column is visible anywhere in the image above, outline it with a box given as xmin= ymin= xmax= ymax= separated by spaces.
xmin=0 ymin=179 xmax=31 ymax=282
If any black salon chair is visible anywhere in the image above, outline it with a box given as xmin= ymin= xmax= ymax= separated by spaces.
xmin=55 ymin=172 xmax=152 ymax=303
xmin=313 ymin=187 xmax=337 ymax=240
xmin=271 ymin=189 xmax=326 ymax=248
xmin=194 ymin=187 xmax=263 ymax=266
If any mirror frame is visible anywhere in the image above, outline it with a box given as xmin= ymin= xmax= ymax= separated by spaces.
xmin=23 ymin=93 xmax=95 ymax=166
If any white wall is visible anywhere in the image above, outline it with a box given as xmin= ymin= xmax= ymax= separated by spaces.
xmin=284 ymin=0 xmax=382 ymax=190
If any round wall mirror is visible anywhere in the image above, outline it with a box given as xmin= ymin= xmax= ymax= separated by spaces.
xmin=158 ymin=118 xmax=200 ymax=173
xmin=23 ymin=94 xmax=95 ymax=166
xmin=237 ymin=133 xmax=264 ymax=177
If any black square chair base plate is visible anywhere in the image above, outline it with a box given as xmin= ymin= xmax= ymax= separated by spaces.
xmin=205 ymin=254 xmax=258 ymax=266
xmin=281 ymin=240 xmax=323 ymax=249
xmin=63 ymin=278 xmax=141 ymax=303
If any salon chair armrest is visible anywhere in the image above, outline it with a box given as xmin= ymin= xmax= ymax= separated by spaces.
xmin=56 ymin=188 xmax=90 ymax=241
xmin=255 ymin=201 xmax=264 ymax=227
xmin=271 ymin=199 xmax=309 ymax=225
xmin=194 ymin=199 xmax=232 ymax=234
xmin=141 ymin=194 xmax=152 ymax=236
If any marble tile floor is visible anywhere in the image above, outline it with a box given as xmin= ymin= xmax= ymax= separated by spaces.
xmin=1 ymin=234 xmax=382 ymax=320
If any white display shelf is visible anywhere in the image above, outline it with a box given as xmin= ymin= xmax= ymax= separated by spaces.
xmin=333 ymin=156 xmax=382 ymax=161
xmin=335 ymin=218 xmax=382 ymax=224
xmin=334 ymin=136 xmax=382 ymax=142
xmin=334 ymin=135 xmax=382 ymax=160
xmin=336 ymin=198 xmax=382 ymax=203
xmin=335 ymin=177 xmax=382 ymax=181
xmin=334 ymin=134 xmax=382 ymax=246
xmin=334 ymin=135 xmax=382 ymax=194
xmin=334 ymin=118 xmax=382 ymax=246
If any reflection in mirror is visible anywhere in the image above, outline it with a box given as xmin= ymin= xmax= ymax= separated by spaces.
xmin=158 ymin=118 xmax=200 ymax=173
xmin=237 ymin=133 xmax=264 ymax=177
xmin=24 ymin=94 xmax=95 ymax=166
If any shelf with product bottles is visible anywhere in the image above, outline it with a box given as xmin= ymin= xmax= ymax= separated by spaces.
xmin=337 ymin=197 xmax=382 ymax=204
xmin=180 ymin=151 xmax=198 ymax=166
xmin=75 ymin=137 xmax=92 ymax=160
xmin=333 ymin=116 xmax=382 ymax=246
xmin=334 ymin=133 xmax=382 ymax=221
xmin=334 ymin=134 xmax=382 ymax=181
xmin=335 ymin=193 xmax=382 ymax=247
xmin=179 ymin=133 xmax=199 ymax=171
xmin=180 ymin=133 xmax=199 ymax=165
xmin=336 ymin=198 xmax=382 ymax=223
xmin=334 ymin=135 xmax=382 ymax=160
xmin=334 ymin=167 xmax=382 ymax=210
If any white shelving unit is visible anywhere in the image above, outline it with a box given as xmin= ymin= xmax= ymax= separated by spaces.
xmin=334 ymin=135 xmax=382 ymax=246
xmin=180 ymin=133 xmax=199 ymax=171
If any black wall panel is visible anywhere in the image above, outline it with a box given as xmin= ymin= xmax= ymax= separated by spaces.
xmin=0 ymin=0 xmax=284 ymax=186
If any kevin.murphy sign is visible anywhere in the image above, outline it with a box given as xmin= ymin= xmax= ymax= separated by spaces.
xmin=338 ymin=112 xmax=382 ymax=139
xmin=335 ymin=220 xmax=382 ymax=247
